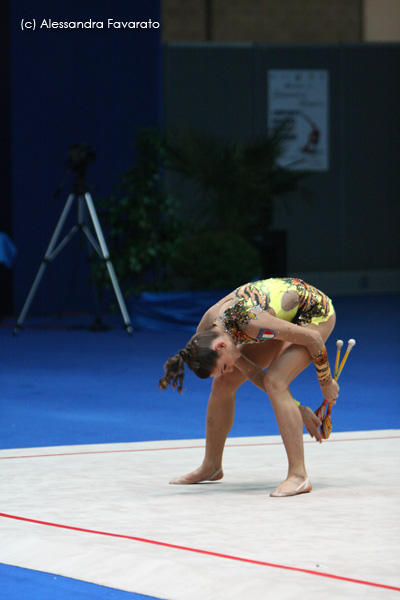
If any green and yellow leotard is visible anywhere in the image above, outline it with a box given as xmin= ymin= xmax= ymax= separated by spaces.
xmin=218 ymin=277 xmax=334 ymax=346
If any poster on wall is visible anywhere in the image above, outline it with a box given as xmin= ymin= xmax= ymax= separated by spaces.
xmin=268 ymin=70 xmax=329 ymax=171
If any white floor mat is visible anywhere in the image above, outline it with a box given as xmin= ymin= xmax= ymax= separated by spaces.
xmin=1 ymin=431 xmax=400 ymax=599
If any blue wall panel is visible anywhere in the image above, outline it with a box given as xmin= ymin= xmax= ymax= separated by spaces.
xmin=11 ymin=1 xmax=162 ymax=315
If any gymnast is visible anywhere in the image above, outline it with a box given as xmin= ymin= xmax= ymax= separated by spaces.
xmin=159 ymin=277 xmax=339 ymax=497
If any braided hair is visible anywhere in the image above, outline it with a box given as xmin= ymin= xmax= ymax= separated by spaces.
xmin=159 ymin=330 xmax=220 ymax=393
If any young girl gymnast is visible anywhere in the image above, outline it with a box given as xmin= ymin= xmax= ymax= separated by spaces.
xmin=159 ymin=277 xmax=339 ymax=497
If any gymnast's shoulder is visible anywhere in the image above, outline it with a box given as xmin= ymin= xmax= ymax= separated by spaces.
xmin=196 ymin=292 xmax=237 ymax=333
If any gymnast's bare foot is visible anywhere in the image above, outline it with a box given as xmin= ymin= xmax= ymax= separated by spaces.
xmin=169 ymin=465 xmax=224 ymax=485
xmin=270 ymin=474 xmax=312 ymax=497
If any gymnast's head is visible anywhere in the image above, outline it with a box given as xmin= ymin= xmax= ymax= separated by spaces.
xmin=159 ymin=329 xmax=239 ymax=393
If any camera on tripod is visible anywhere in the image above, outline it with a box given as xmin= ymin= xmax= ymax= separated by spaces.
xmin=14 ymin=142 xmax=133 ymax=335
xmin=67 ymin=143 xmax=96 ymax=175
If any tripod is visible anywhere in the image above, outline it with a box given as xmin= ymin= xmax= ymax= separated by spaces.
xmin=14 ymin=161 xmax=133 ymax=335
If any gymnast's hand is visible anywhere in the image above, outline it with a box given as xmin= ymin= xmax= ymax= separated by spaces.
xmin=298 ymin=405 xmax=323 ymax=443
xmin=320 ymin=378 xmax=339 ymax=403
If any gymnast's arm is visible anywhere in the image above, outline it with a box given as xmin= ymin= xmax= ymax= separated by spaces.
xmin=243 ymin=311 xmax=339 ymax=402
xmin=244 ymin=311 xmax=323 ymax=356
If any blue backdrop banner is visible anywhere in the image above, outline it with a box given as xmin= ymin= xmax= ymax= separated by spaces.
xmin=130 ymin=289 xmax=231 ymax=333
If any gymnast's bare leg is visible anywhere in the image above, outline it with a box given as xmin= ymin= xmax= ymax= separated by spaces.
xmin=169 ymin=340 xmax=286 ymax=484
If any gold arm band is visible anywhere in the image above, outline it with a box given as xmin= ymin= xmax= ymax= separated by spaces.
xmin=313 ymin=346 xmax=332 ymax=385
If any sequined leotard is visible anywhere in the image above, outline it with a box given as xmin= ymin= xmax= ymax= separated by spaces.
xmin=218 ymin=278 xmax=334 ymax=346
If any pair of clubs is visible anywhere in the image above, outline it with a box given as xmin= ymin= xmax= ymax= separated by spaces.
xmin=315 ymin=339 xmax=356 ymax=439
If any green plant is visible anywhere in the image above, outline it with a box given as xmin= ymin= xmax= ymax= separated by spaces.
xmin=92 ymin=129 xmax=184 ymax=298
xmin=164 ymin=126 xmax=310 ymax=238
xmin=173 ymin=230 xmax=262 ymax=290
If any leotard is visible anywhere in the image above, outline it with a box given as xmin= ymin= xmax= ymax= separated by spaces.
xmin=218 ymin=277 xmax=334 ymax=346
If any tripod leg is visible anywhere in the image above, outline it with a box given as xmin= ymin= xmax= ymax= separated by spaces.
xmin=13 ymin=194 xmax=76 ymax=334
xmin=84 ymin=193 xmax=133 ymax=334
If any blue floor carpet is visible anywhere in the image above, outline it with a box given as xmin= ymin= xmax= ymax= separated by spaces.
xmin=0 ymin=564 xmax=159 ymax=600
xmin=1 ymin=295 xmax=399 ymax=450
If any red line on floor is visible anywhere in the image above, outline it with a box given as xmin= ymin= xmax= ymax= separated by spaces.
xmin=1 ymin=512 xmax=399 ymax=592
xmin=0 ymin=436 xmax=399 ymax=460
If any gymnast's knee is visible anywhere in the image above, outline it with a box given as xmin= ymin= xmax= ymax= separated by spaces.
xmin=263 ymin=371 xmax=289 ymax=397
xmin=211 ymin=372 xmax=241 ymax=397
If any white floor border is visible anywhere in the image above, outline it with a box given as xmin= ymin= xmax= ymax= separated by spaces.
xmin=1 ymin=431 xmax=400 ymax=600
